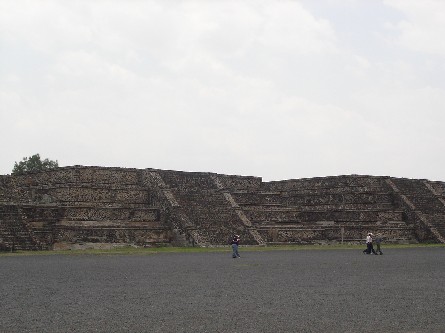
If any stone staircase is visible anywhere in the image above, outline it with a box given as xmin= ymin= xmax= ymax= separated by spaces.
xmin=386 ymin=178 xmax=445 ymax=243
xmin=155 ymin=170 xmax=259 ymax=245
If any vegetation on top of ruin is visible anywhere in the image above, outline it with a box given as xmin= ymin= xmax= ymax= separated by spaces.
xmin=12 ymin=153 xmax=58 ymax=175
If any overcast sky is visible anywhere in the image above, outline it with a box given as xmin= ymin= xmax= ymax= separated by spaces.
xmin=1 ymin=0 xmax=444 ymax=181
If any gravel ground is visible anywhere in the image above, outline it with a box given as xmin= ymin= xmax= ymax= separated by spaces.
xmin=1 ymin=247 xmax=444 ymax=333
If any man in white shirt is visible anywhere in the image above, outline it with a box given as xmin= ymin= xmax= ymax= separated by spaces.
xmin=363 ymin=233 xmax=378 ymax=255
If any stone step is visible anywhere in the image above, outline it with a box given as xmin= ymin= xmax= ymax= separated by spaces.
xmin=57 ymin=220 xmax=167 ymax=229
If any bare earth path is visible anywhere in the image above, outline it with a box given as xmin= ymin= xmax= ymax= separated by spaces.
xmin=1 ymin=247 xmax=444 ymax=333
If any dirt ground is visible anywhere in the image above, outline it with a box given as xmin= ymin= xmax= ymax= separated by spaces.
xmin=1 ymin=247 xmax=444 ymax=333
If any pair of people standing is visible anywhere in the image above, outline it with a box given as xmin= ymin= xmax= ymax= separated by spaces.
xmin=231 ymin=235 xmax=241 ymax=258
xmin=363 ymin=233 xmax=383 ymax=255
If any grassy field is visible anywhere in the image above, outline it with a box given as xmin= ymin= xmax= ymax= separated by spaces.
xmin=1 ymin=243 xmax=444 ymax=257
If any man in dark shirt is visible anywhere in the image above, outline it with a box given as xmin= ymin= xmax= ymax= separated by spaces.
xmin=231 ymin=235 xmax=241 ymax=258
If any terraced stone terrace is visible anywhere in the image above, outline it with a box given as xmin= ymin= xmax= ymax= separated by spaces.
xmin=1 ymin=166 xmax=445 ymax=250
xmin=233 ymin=176 xmax=416 ymax=244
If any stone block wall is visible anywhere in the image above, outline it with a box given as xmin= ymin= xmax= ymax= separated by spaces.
xmin=0 ymin=205 xmax=42 ymax=250
xmin=46 ymin=187 xmax=149 ymax=206
xmin=217 ymin=174 xmax=262 ymax=191
xmin=11 ymin=167 xmax=140 ymax=186
xmin=258 ymin=225 xmax=415 ymax=245
xmin=229 ymin=175 xmax=416 ymax=244
xmin=0 ymin=167 xmax=172 ymax=250
xmin=1 ymin=167 xmax=444 ymax=250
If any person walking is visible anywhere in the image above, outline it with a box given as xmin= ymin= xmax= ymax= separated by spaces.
xmin=231 ymin=235 xmax=241 ymax=258
xmin=363 ymin=233 xmax=378 ymax=255
xmin=375 ymin=234 xmax=383 ymax=255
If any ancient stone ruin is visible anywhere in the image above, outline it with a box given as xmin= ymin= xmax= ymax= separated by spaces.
xmin=1 ymin=166 xmax=444 ymax=250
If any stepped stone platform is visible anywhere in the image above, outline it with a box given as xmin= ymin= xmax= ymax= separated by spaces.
xmin=1 ymin=166 xmax=445 ymax=250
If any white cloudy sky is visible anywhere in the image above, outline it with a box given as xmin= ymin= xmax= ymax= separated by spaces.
xmin=1 ymin=0 xmax=445 ymax=181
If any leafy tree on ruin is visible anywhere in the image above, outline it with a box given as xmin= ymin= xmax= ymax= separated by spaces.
xmin=12 ymin=154 xmax=59 ymax=175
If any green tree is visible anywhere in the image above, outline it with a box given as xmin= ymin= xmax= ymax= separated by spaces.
xmin=12 ymin=154 xmax=59 ymax=175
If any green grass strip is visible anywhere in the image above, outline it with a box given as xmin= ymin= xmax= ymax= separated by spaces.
xmin=1 ymin=243 xmax=444 ymax=257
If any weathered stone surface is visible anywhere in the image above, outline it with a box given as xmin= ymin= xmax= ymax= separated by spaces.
xmin=1 ymin=166 xmax=445 ymax=250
